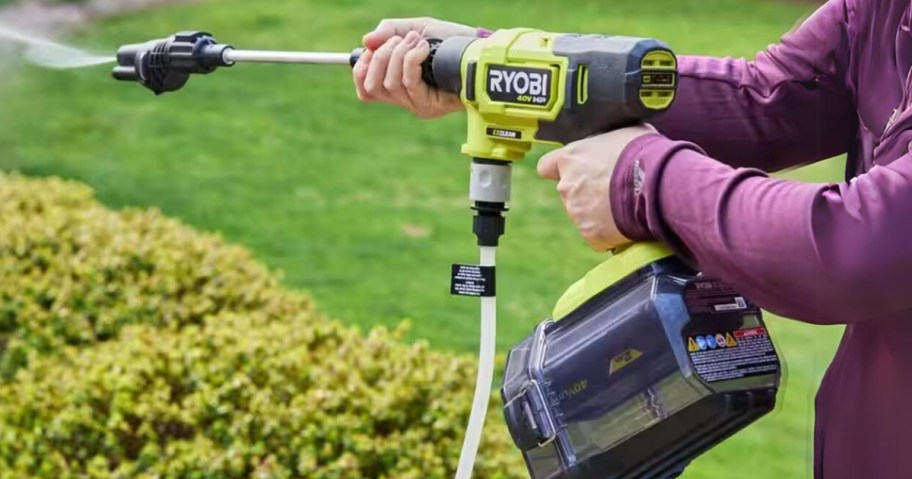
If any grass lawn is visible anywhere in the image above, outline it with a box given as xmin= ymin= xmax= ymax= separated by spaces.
xmin=0 ymin=0 xmax=845 ymax=477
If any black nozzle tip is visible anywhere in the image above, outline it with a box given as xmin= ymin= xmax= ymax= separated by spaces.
xmin=111 ymin=65 xmax=139 ymax=82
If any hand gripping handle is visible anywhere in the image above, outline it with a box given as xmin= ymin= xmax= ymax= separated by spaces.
xmin=349 ymin=38 xmax=442 ymax=88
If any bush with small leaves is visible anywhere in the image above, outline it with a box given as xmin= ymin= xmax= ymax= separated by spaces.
xmin=0 ymin=314 xmax=525 ymax=478
xmin=0 ymin=172 xmax=312 ymax=378
xmin=0 ymin=173 xmax=525 ymax=478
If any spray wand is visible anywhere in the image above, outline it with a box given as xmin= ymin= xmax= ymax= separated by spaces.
xmin=111 ymin=31 xmax=441 ymax=92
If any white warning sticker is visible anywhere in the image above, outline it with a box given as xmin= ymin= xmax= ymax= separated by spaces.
xmin=713 ymin=296 xmax=748 ymax=312
xmin=687 ymin=327 xmax=779 ymax=383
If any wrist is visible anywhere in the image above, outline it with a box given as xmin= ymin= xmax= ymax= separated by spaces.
xmin=609 ymin=133 xmax=669 ymax=241
xmin=610 ymin=133 xmax=711 ymax=247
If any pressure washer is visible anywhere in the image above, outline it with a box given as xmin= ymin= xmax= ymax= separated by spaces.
xmin=111 ymin=29 xmax=782 ymax=479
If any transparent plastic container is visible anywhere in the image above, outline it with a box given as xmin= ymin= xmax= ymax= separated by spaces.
xmin=501 ymin=256 xmax=780 ymax=479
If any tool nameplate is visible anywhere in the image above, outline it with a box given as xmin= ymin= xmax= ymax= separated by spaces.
xmin=486 ymin=65 xmax=552 ymax=106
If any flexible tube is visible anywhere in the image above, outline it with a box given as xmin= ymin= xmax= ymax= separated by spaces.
xmin=455 ymin=246 xmax=498 ymax=479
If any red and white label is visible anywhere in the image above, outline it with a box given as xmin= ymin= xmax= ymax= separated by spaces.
xmin=734 ymin=327 xmax=766 ymax=338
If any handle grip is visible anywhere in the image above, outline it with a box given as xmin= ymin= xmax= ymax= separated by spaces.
xmin=349 ymin=38 xmax=442 ymax=88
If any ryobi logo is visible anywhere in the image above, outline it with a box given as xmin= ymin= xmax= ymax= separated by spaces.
xmin=486 ymin=65 xmax=552 ymax=106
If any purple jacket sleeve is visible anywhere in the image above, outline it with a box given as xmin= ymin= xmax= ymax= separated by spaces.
xmin=651 ymin=0 xmax=856 ymax=171
xmin=611 ymin=133 xmax=912 ymax=325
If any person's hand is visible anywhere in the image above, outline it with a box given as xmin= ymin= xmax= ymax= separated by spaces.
xmin=354 ymin=18 xmax=475 ymax=118
xmin=537 ymin=125 xmax=656 ymax=252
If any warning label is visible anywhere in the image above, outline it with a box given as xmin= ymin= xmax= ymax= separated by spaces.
xmin=688 ymin=337 xmax=699 ymax=352
xmin=450 ymin=264 xmax=495 ymax=297
xmin=687 ymin=327 xmax=779 ymax=383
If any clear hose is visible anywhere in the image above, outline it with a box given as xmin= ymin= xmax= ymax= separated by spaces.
xmin=455 ymin=245 xmax=498 ymax=479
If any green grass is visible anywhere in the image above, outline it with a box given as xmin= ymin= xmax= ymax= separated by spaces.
xmin=0 ymin=0 xmax=844 ymax=476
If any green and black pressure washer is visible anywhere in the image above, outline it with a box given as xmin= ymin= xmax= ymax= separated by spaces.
xmin=112 ymin=29 xmax=782 ymax=479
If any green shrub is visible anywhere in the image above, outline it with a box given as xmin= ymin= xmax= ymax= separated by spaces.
xmin=0 ymin=314 xmax=525 ymax=478
xmin=0 ymin=173 xmax=312 ymax=377
xmin=0 ymin=173 xmax=526 ymax=478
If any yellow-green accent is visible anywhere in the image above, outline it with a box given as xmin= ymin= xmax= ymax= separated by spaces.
xmin=639 ymin=90 xmax=675 ymax=109
xmin=639 ymin=50 xmax=677 ymax=110
xmin=552 ymin=242 xmax=673 ymax=320
xmin=459 ymin=29 xmax=568 ymax=162
xmin=576 ymin=65 xmax=589 ymax=105
xmin=609 ymin=348 xmax=643 ymax=375
xmin=641 ymin=50 xmax=675 ymax=69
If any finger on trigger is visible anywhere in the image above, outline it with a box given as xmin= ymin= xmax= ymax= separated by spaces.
xmin=353 ymin=49 xmax=374 ymax=101
xmin=537 ymin=149 xmax=562 ymax=180
xmin=364 ymin=36 xmax=402 ymax=100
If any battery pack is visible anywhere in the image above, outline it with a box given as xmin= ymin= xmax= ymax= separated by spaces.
xmin=501 ymin=243 xmax=781 ymax=479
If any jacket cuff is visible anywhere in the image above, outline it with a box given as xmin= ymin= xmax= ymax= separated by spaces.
xmin=610 ymin=133 xmax=664 ymax=240
xmin=610 ymin=133 xmax=707 ymax=244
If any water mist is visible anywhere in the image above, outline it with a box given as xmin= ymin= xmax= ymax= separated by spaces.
xmin=0 ymin=24 xmax=113 ymax=69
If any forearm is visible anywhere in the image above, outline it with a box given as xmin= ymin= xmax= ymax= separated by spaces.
xmin=612 ymin=134 xmax=912 ymax=325
xmin=652 ymin=55 xmax=856 ymax=171
xmin=650 ymin=0 xmax=855 ymax=171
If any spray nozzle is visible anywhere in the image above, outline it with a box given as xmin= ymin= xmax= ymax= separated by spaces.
xmin=112 ymin=31 xmax=233 ymax=95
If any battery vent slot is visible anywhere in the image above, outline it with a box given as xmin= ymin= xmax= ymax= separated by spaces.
xmin=641 ymin=50 xmax=676 ymax=69
xmin=576 ymin=65 xmax=589 ymax=105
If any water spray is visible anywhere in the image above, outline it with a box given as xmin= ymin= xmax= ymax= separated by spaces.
xmin=0 ymin=25 xmax=113 ymax=69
